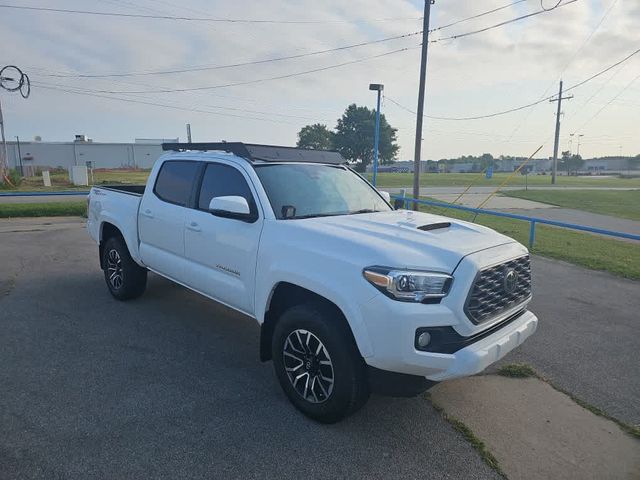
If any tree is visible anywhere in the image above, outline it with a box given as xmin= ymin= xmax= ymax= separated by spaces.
xmin=296 ymin=123 xmax=334 ymax=150
xmin=480 ymin=153 xmax=494 ymax=170
xmin=560 ymin=150 xmax=584 ymax=175
xmin=333 ymin=104 xmax=399 ymax=172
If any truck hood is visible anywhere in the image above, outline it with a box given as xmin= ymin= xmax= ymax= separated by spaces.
xmin=292 ymin=209 xmax=517 ymax=273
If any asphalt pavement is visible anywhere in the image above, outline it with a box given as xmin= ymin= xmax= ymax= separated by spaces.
xmin=1 ymin=218 xmax=637 ymax=479
xmin=0 ymin=218 xmax=500 ymax=480
xmin=490 ymin=256 xmax=640 ymax=425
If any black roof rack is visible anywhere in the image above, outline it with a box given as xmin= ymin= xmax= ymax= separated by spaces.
xmin=162 ymin=142 xmax=346 ymax=165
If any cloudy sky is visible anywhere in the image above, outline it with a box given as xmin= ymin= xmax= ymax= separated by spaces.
xmin=0 ymin=0 xmax=638 ymax=160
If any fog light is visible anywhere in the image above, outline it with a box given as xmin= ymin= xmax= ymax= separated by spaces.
xmin=417 ymin=332 xmax=431 ymax=348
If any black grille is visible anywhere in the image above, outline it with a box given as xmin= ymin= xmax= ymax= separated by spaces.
xmin=465 ymin=255 xmax=531 ymax=324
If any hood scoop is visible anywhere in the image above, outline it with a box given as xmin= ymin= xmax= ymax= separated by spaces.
xmin=417 ymin=222 xmax=451 ymax=232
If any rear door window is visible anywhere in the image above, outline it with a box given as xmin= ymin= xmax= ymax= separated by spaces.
xmin=153 ymin=161 xmax=200 ymax=206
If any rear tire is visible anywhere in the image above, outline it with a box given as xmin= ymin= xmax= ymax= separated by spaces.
xmin=272 ymin=302 xmax=369 ymax=423
xmin=102 ymin=236 xmax=147 ymax=301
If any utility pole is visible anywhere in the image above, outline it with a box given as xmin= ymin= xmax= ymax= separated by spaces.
xmin=412 ymin=0 xmax=434 ymax=210
xmin=0 ymin=98 xmax=7 ymax=180
xmin=186 ymin=123 xmax=192 ymax=143
xmin=0 ymin=65 xmax=30 ymax=183
xmin=549 ymin=80 xmax=573 ymax=184
xmin=16 ymin=136 xmax=23 ymax=176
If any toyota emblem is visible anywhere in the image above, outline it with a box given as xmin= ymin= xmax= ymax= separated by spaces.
xmin=503 ymin=269 xmax=519 ymax=293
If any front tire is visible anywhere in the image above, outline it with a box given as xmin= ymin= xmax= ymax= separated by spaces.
xmin=102 ymin=236 xmax=147 ymax=301
xmin=272 ymin=302 xmax=369 ymax=423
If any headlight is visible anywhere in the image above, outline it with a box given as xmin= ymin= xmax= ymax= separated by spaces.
xmin=363 ymin=267 xmax=453 ymax=302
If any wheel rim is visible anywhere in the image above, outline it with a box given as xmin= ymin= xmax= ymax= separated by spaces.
xmin=282 ymin=329 xmax=334 ymax=404
xmin=106 ymin=249 xmax=123 ymax=290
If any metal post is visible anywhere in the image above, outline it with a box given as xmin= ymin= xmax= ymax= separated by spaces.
xmin=413 ymin=0 xmax=434 ymax=209
xmin=0 ymin=97 xmax=8 ymax=181
xmin=373 ymin=89 xmax=381 ymax=186
xmin=16 ymin=135 xmax=23 ymax=176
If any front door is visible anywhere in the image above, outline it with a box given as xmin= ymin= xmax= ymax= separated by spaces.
xmin=184 ymin=162 xmax=263 ymax=315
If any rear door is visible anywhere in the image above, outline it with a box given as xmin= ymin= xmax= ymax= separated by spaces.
xmin=138 ymin=160 xmax=200 ymax=282
xmin=184 ymin=162 xmax=263 ymax=315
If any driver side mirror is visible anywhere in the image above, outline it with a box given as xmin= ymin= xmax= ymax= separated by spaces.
xmin=209 ymin=196 xmax=252 ymax=220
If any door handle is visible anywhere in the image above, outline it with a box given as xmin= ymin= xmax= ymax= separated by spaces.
xmin=141 ymin=209 xmax=154 ymax=219
xmin=187 ymin=221 xmax=201 ymax=232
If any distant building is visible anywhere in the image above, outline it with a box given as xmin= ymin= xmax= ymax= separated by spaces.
xmin=4 ymin=136 xmax=179 ymax=173
xmin=584 ymin=157 xmax=636 ymax=172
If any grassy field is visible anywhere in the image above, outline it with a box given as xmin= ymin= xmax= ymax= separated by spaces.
xmin=0 ymin=202 xmax=87 ymax=218
xmin=7 ymin=169 xmax=152 ymax=192
xmin=419 ymin=199 xmax=640 ymax=280
xmin=370 ymin=172 xmax=640 ymax=189
xmin=502 ymin=189 xmax=640 ymax=221
xmin=4 ymin=169 xmax=640 ymax=192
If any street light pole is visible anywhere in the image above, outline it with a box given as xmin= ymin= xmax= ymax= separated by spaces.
xmin=576 ymin=134 xmax=584 ymax=156
xmin=369 ymin=83 xmax=384 ymax=186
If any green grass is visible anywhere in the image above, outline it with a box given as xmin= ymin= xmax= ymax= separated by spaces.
xmin=370 ymin=172 xmax=640 ymax=189
xmin=11 ymin=169 xmax=151 ymax=192
xmin=503 ymin=189 xmax=640 ymax=221
xmin=496 ymin=363 xmax=640 ymax=439
xmin=497 ymin=363 xmax=537 ymax=378
xmin=0 ymin=202 xmax=87 ymax=218
xmin=427 ymin=393 xmax=506 ymax=478
xmin=418 ymin=199 xmax=640 ymax=280
xmin=6 ymin=169 xmax=640 ymax=192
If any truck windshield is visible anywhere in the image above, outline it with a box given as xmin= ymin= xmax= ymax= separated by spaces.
xmin=254 ymin=164 xmax=391 ymax=220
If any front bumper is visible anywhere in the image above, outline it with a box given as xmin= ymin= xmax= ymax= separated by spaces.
xmin=423 ymin=310 xmax=537 ymax=381
xmin=360 ymin=291 xmax=538 ymax=381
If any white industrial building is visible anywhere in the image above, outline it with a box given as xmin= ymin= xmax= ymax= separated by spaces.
xmin=4 ymin=136 xmax=178 ymax=174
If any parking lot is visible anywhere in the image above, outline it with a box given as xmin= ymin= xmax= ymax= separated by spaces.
xmin=1 ymin=217 xmax=638 ymax=479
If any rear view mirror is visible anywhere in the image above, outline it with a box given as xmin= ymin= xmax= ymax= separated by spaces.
xmin=393 ymin=198 xmax=406 ymax=209
xmin=209 ymin=196 xmax=251 ymax=220
xmin=379 ymin=191 xmax=391 ymax=203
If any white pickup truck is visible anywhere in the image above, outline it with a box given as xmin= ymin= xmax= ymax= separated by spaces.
xmin=87 ymin=142 xmax=538 ymax=423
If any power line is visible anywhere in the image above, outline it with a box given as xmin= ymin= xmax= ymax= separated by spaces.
xmin=26 ymin=2 xmax=570 ymax=79
xmin=430 ymin=0 xmax=579 ymax=44
xmin=80 ymin=46 xmax=418 ymax=94
xmin=570 ymin=73 xmax=640 ymax=134
xmin=385 ymin=46 xmax=640 ymax=121
xmin=429 ymin=0 xmax=527 ymax=32
xmin=0 ymin=4 xmax=422 ymax=24
xmin=31 ymin=80 xmax=330 ymax=122
xmin=32 ymin=83 xmax=316 ymax=125
xmin=35 ymin=30 xmax=422 ymax=78
xmin=42 ymin=0 xmax=585 ymax=96
xmin=505 ymin=0 xmax=619 ymax=141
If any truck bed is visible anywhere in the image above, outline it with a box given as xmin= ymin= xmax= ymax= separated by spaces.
xmin=97 ymin=185 xmax=146 ymax=196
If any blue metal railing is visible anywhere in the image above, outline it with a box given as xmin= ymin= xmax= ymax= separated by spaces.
xmin=392 ymin=195 xmax=640 ymax=248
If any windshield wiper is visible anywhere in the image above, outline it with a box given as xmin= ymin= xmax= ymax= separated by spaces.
xmin=287 ymin=212 xmax=344 ymax=220
xmin=348 ymin=209 xmax=382 ymax=215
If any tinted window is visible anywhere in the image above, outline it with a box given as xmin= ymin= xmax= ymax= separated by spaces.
xmin=198 ymin=163 xmax=257 ymax=215
xmin=154 ymin=161 xmax=200 ymax=206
